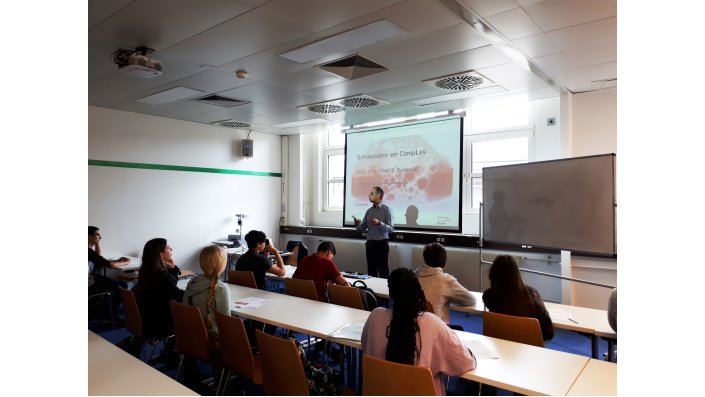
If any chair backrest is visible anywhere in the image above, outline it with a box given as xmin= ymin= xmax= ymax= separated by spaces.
xmin=255 ymin=330 xmax=310 ymax=396
xmin=215 ymin=311 xmax=260 ymax=383
xmin=118 ymin=287 xmax=143 ymax=338
xmin=352 ymin=280 xmax=380 ymax=311
xmin=328 ymin=284 xmax=364 ymax=310
xmin=227 ymin=270 xmax=257 ymax=289
xmin=425 ymin=300 xmax=435 ymax=314
xmin=284 ymin=278 xmax=319 ymax=301
xmin=362 ymin=354 xmax=436 ymax=396
xmin=284 ymin=244 xmax=300 ymax=266
xmin=169 ymin=301 xmax=211 ymax=362
xmin=483 ymin=310 xmax=544 ymax=347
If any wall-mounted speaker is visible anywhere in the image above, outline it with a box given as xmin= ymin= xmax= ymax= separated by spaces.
xmin=241 ymin=139 xmax=253 ymax=158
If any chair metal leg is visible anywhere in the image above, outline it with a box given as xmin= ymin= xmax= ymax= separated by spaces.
xmin=175 ymin=355 xmax=184 ymax=381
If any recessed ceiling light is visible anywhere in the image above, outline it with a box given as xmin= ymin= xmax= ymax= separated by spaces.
xmin=137 ymin=86 xmax=204 ymax=105
xmin=274 ymin=118 xmax=330 ymax=128
xmin=412 ymin=86 xmax=506 ymax=106
xmin=279 ymin=20 xmax=405 ymax=64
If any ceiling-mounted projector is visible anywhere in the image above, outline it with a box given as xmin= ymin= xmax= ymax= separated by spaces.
xmin=119 ymin=53 xmax=162 ymax=78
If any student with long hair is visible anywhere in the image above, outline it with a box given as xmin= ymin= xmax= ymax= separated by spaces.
xmin=132 ymin=238 xmax=184 ymax=340
xmin=361 ymin=268 xmax=476 ymax=395
xmin=482 ymin=255 xmax=554 ymax=341
xmin=183 ymin=245 xmax=231 ymax=335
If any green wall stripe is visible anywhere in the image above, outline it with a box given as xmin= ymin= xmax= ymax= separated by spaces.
xmin=88 ymin=159 xmax=282 ymax=177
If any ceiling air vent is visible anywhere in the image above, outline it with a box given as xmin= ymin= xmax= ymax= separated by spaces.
xmin=339 ymin=94 xmax=387 ymax=108
xmin=300 ymin=94 xmax=389 ymax=114
xmin=591 ymin=78 xmax=617 ymax=89
xmin=307 ymin=103 xmax=346 ymax=114
xmin=318 ymin=55 xmax=389 ymax=80
xmin=192 ymin=94 xmax=250 ymax=107
xmin=424 ymin=70 xmax=495 ymax=91
xmin=211 ymin=120 xmax=251 ymax=129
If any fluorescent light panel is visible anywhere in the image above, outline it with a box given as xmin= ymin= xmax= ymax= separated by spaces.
xmin=279 ymin=20 xmax=405 ymax=64
xmin=274 ymin=118 xmax=329 ymax=128
xmin=137 ymin=86 xmax=204 ymax=105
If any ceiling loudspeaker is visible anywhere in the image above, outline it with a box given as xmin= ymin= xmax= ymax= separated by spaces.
xmin=241 ymin=139 xmax=254 ymax=158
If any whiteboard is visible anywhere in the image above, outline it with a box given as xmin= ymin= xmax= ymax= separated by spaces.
xmin=482 ymin=154 xmax=616 ymax=255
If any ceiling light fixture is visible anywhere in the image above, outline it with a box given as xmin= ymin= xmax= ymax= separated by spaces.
xmin=279 ymin=19 xmax=405 ymax=64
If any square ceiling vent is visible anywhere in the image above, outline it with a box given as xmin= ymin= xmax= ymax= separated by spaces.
xmin=423 ymin=70 xmax=495 ymax=91
xmin=192 ymin=94 xmax=250 ymax=107
xmin=317 ymin=55 xmax=389 ymax=80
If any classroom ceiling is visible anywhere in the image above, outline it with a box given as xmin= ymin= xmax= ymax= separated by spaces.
xmin=88 ymin=0 xmax=617 ymax=135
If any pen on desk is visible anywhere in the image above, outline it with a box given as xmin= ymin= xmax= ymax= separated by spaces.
xmin=568 ymin=318 xmax=579 ymax=324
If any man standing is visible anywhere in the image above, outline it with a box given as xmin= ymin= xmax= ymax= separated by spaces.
xmin=354 ymin=186 xmax=394 ymax=278
xmin=293 ymin=241 xmax=349 ymax=302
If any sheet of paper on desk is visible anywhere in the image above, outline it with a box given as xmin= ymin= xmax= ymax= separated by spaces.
xmin=464 ymin=340 xmax=499 ymax=359
xmin=329 ymin=322 xmax=365 ymax=341
xmin=548 ymin=308 xmax=576 ymax=322
xmin=232 ymin=297 xmax=270 ymax=309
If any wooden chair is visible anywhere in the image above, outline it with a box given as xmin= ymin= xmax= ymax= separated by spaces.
xmin=329 ymin=284 xmax=364 ymax=310
xmin=284 ymin=278 xmax=319 ymax=301
xmin=88 ymin=291 xmax=113 ymax=324
xmin=362 ymin=354 xmax=436 ymax=396
xmin=284 ymin=244 xmax=300 ymax=266
xmin=169 ymin=301 xmax=213 ymax=381
xmin=214 ymin=311 xmax=263 ymax=394
xmin=118 ymin=287 xmax=173 ymax=362
xmin=482 ymin=311 xmax=544 ymax=347
xmin=425 ymin=300 xmax=435 ymax=314
xmin=227 ymin=270 xmax=257 ymax=289
xmin=255 ymin=329 xmax=310 ymax=396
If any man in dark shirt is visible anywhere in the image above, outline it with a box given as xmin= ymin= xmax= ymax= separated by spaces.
xmin=88 ymin=226 xmax=129 ymax=318
xmin=235 ymin=230 xmax=286 ymax=289
xmin=293 ymin=241 xmax=348 ymax=302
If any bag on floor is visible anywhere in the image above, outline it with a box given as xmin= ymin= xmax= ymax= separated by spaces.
xmin=289 ymin=337 xmax=343 ymax=395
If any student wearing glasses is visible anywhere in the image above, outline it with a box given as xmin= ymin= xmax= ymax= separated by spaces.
xmin=88 ymin=226 xmax=129 ymax=317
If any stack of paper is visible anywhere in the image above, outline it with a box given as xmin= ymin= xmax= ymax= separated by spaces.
xmin=329 ymin=322 xmax=365 ymax=341
xmin=232 ymin=297 xmax=270 ymax=309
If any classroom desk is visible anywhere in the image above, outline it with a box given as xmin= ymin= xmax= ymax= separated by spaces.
xmin=566 ymin=358 xmax=617 ymax=395
xmin=271 ymin=267 xmax=609 ymax=358
xmin=594 ymin=317 xmax=617 ymax=362
xmin=110 ymin=255 xmax=141 ymax=272
xmin=226 ymin=284 xmax=369 ymax=341
xmin=88 ymin=330 xmax=197 ymax=396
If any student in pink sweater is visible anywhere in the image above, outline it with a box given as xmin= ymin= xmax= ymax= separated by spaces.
xmin=361 ymin=268 xmax=476 ymax=395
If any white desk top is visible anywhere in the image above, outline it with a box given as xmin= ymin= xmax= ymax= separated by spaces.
xmin=88 ymin=330 xmax=197 ymax=396
xmin=454 ymin=331 xmax=590 ymax=396
xmin=566 ymin=358 xmax=617 ymax=396
xmin=227 ymin=284 xmax=369 ymax=342
xmin=110 ymin=255 xmax=141 ymax=272
xmin=594 ymin=317 xmax=617 ymax=339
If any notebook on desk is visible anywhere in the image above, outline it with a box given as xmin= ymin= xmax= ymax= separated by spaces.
xmin=341 ymin=271 xmax=371 ymax=279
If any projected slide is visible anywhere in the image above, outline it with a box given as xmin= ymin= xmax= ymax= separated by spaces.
xmin=343 ymin=117 xmax=462 ymax=232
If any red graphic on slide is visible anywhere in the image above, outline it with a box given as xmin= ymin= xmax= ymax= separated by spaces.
xmin=351 ymin=135 xmax=453 ymax=204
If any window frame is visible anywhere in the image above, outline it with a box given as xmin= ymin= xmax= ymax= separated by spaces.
xmin=322 ymin=127 xmax=345 ymax=212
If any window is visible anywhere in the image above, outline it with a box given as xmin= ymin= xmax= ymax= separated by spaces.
xmin=323 ymin=126 xmax=345 ymax=211
xmin=468 ymin=136 xmax=530 ymax=209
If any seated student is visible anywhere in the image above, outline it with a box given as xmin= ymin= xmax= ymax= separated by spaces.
xmin=607 ymin=287 xmax=617 ymax=332
xmin=416 ymin=242 xmax=476 ymax=326
xmin=88 ymin=226 xmax=129 ymax=317
xmin=482 ymin=255 xmax=554 ymax=341
xmin=361 ymin=268 xmax=477 ymax=396
xmin=132 ymin=238 xmax=184 ymax=341
xmin=234 ymin=230 xmax=285 ymax=289
xmin=292 ymin=241 xmax=349 ymax=302
xmin=183 ymin=245 xmax=231 ymax=336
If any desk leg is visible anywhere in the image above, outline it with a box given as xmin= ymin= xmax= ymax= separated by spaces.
xmin=591 ymin=335 xmax=598 ymax=358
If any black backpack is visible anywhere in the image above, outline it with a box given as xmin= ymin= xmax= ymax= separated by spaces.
xmin=352 ymin=280 xmax=379 ymax=311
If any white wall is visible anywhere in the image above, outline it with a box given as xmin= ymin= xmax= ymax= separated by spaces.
xmin=563 ymin=87 xmax=618 ymax=308
xmin=88 ymin=106 xmax=282 ymax=271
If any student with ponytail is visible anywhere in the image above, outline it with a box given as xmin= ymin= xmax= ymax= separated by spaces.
xmin=361 ymin=268 xmax=476 ymax=395
xmin=183 ymin=245 xmax=231 ymax=335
